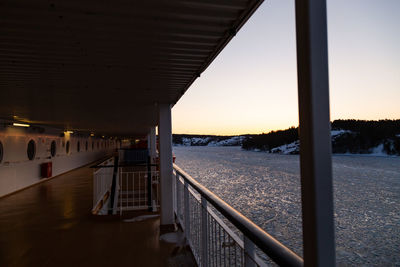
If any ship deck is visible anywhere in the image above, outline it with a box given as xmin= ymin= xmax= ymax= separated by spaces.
xmin=0 ymin=162 xmax=194 ymax=267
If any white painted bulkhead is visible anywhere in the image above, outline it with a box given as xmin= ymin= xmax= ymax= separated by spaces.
xmin=0 ymin=125 xmax=119 ymax=197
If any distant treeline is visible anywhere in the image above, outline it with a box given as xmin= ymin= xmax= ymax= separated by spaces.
xmin=331 ymin=119 xmax=400 ymax=154
xmin=242 ymin=127 xmax=298 ymax=151
xmin=242 ymin=119 xmax=400 ymax=155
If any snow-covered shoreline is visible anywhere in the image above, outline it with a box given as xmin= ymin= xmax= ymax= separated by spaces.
xmin=173 ymin=130 xmax=400 ymax=157
xmin=173 ymin=135 xmax=243 ymax=147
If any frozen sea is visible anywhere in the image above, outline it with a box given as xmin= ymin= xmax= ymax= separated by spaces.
xmin=173 ymin=146 xmax=400 ymax=266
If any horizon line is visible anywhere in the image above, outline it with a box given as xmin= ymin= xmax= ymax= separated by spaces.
xmin=172 ymin=118 xmax=400 ymax=136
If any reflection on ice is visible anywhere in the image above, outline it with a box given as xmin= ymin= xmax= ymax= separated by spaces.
xmin=174 ymin=146 xmax=400 ymax=266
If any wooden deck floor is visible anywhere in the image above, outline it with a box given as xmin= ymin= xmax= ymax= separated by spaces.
xmin=0 ymin=161 xmax=194 ymax=267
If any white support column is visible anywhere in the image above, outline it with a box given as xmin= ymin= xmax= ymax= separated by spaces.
xmin=295 ymin=0 xmax=336 ymax=266
xmin=149 ymin=126 xmax=157 ymax=163
xmin=158 ymin=103 xmax=175 ymax=227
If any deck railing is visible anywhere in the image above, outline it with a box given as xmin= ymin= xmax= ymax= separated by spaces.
xmin=93 ymin=159 xmax=302 ymax=265
xmin=118 ymin=169 xmax=160 ymax=215
xmin=173 ymin=164 xmax=303 ymax=267
xmin=92 ymin=157 xmax=115 ymax=213
xmin=92 ymin=157 xmax=160 ymax=214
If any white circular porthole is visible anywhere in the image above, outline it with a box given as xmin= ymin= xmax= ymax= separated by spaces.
xmin=27 ymin=140 xmax=36 ymax=161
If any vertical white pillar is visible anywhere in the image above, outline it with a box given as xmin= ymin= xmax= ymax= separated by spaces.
xmin=295 ymin=0 xmax=335 ymax=266
xmin=158 ymin=103 xmax=174 ymax=226
xmin=149 ymin=126 xmax=157 ymax=161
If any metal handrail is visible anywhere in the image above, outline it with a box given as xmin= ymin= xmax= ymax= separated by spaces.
xmin=173 ymin=163 xmax=303 ymax=267
xmin=91 ymin=163 xmax=158 ymax=168
xmin=92 ymin=157 xmax=115 ymax=214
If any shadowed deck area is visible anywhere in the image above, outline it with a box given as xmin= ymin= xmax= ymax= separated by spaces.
xmin=0 ymin=162 xmax=193 ymax=267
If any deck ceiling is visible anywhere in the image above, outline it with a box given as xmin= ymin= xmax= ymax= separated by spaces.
xmin=0 ymin=0 xmax=262 ymax=136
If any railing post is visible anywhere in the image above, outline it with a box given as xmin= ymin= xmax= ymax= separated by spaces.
xmin=93 ymin=171 xmax=96 ymax=207
xmin=184 ymin=180 xmax=190 ymax=239
xmin=201 ymin=196 xmax=208 ymax=267
xmin=147 ymin=156 xmax=152 ymax=211
xmin=119 ymin=170 xmax=122 ymax=216
xmin=149 ymin=126 xmax=157 ymax=160
xmin=244 ymin=236 xmax=256 ymax=267
xmin=172 ymin=171 xmax=176 ymax=215
xmin=176 ymin=173 xmax=181 ymax=223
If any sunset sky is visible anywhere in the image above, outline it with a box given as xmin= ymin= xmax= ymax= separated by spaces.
xmin=172 ymin=0 xmax=400 ymax=135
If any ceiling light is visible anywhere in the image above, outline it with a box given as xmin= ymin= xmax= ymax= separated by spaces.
xmin=13 ymin=123 xmax=30 ymax=127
